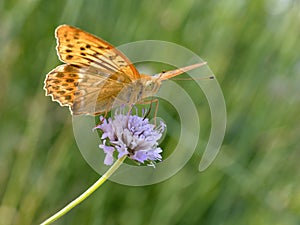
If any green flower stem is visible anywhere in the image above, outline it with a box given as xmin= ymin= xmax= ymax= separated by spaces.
xmin=40 ymin=155 xmax=127 ymax=225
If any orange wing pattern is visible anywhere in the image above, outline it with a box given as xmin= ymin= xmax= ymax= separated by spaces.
xmin=44 ymin=25 xmax=140 ymax=115
xmin=55 ymin=25 xmax=140 ymax=80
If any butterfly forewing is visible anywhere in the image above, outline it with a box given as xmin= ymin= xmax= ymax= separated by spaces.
xmin=55 ymin=25 xmax=140 ymax=80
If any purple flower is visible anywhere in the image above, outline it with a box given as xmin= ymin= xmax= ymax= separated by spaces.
xmin=95 ymin=111 xmax=166 ymax=166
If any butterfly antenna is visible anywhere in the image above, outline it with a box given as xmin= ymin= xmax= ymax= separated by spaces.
xmin=158 ymin=62 xmax=207 ymax=80
xmin=171 ymin=75 xmax=215 ymax=81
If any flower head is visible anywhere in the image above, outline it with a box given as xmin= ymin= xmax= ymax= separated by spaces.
xmin=95 ymin=110 xmax=166 ymax=166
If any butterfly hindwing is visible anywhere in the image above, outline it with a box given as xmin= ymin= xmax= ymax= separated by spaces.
xmin=44 ymin=64 xmax=128 ymax=115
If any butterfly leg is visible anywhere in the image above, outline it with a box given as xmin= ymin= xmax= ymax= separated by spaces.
xmin=152 ymin=99 xmax=159 ymax=126
xmin=95 ymin=98 xmax=113 ymax=126
xmin=138 ymin=98 xmax=159 ymax=126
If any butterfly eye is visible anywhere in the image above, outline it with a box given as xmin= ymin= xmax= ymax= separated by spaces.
xmin=145 ymin=81 xmax=154 ymax=90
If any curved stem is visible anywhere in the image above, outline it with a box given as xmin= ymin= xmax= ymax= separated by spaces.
xmin=40 ymin=155 xmax=127 ymax=225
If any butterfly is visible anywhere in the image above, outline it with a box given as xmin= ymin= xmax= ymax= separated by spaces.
xmin=44 ymin=25 xmax=209 ymax=116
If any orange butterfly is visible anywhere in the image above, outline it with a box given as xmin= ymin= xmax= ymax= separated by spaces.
xmin=44 ymin=25 xmax=209 ymax=115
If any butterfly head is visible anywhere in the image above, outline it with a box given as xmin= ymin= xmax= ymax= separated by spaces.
xmin=139 ymin=74 xmax=162 ymax=97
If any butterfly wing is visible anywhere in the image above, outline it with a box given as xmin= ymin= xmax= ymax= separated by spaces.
xmin=44 ymin=25 xmax=140 ymax=115
xmin=55 ymin=24 xmax=140 ymax=80
xmin=44 ymin=64 xmax=129 ymax=115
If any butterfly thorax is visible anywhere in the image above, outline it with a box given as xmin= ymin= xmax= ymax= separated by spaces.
xmin=116 ymin=75 xmax=161 ymax=105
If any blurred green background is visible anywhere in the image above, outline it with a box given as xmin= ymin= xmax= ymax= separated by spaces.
xmin=1 ymin=0 xmax=300 ymax=224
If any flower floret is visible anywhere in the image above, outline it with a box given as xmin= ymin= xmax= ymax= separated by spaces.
xmin=95 ymin=112 xmax=165 ymax=166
